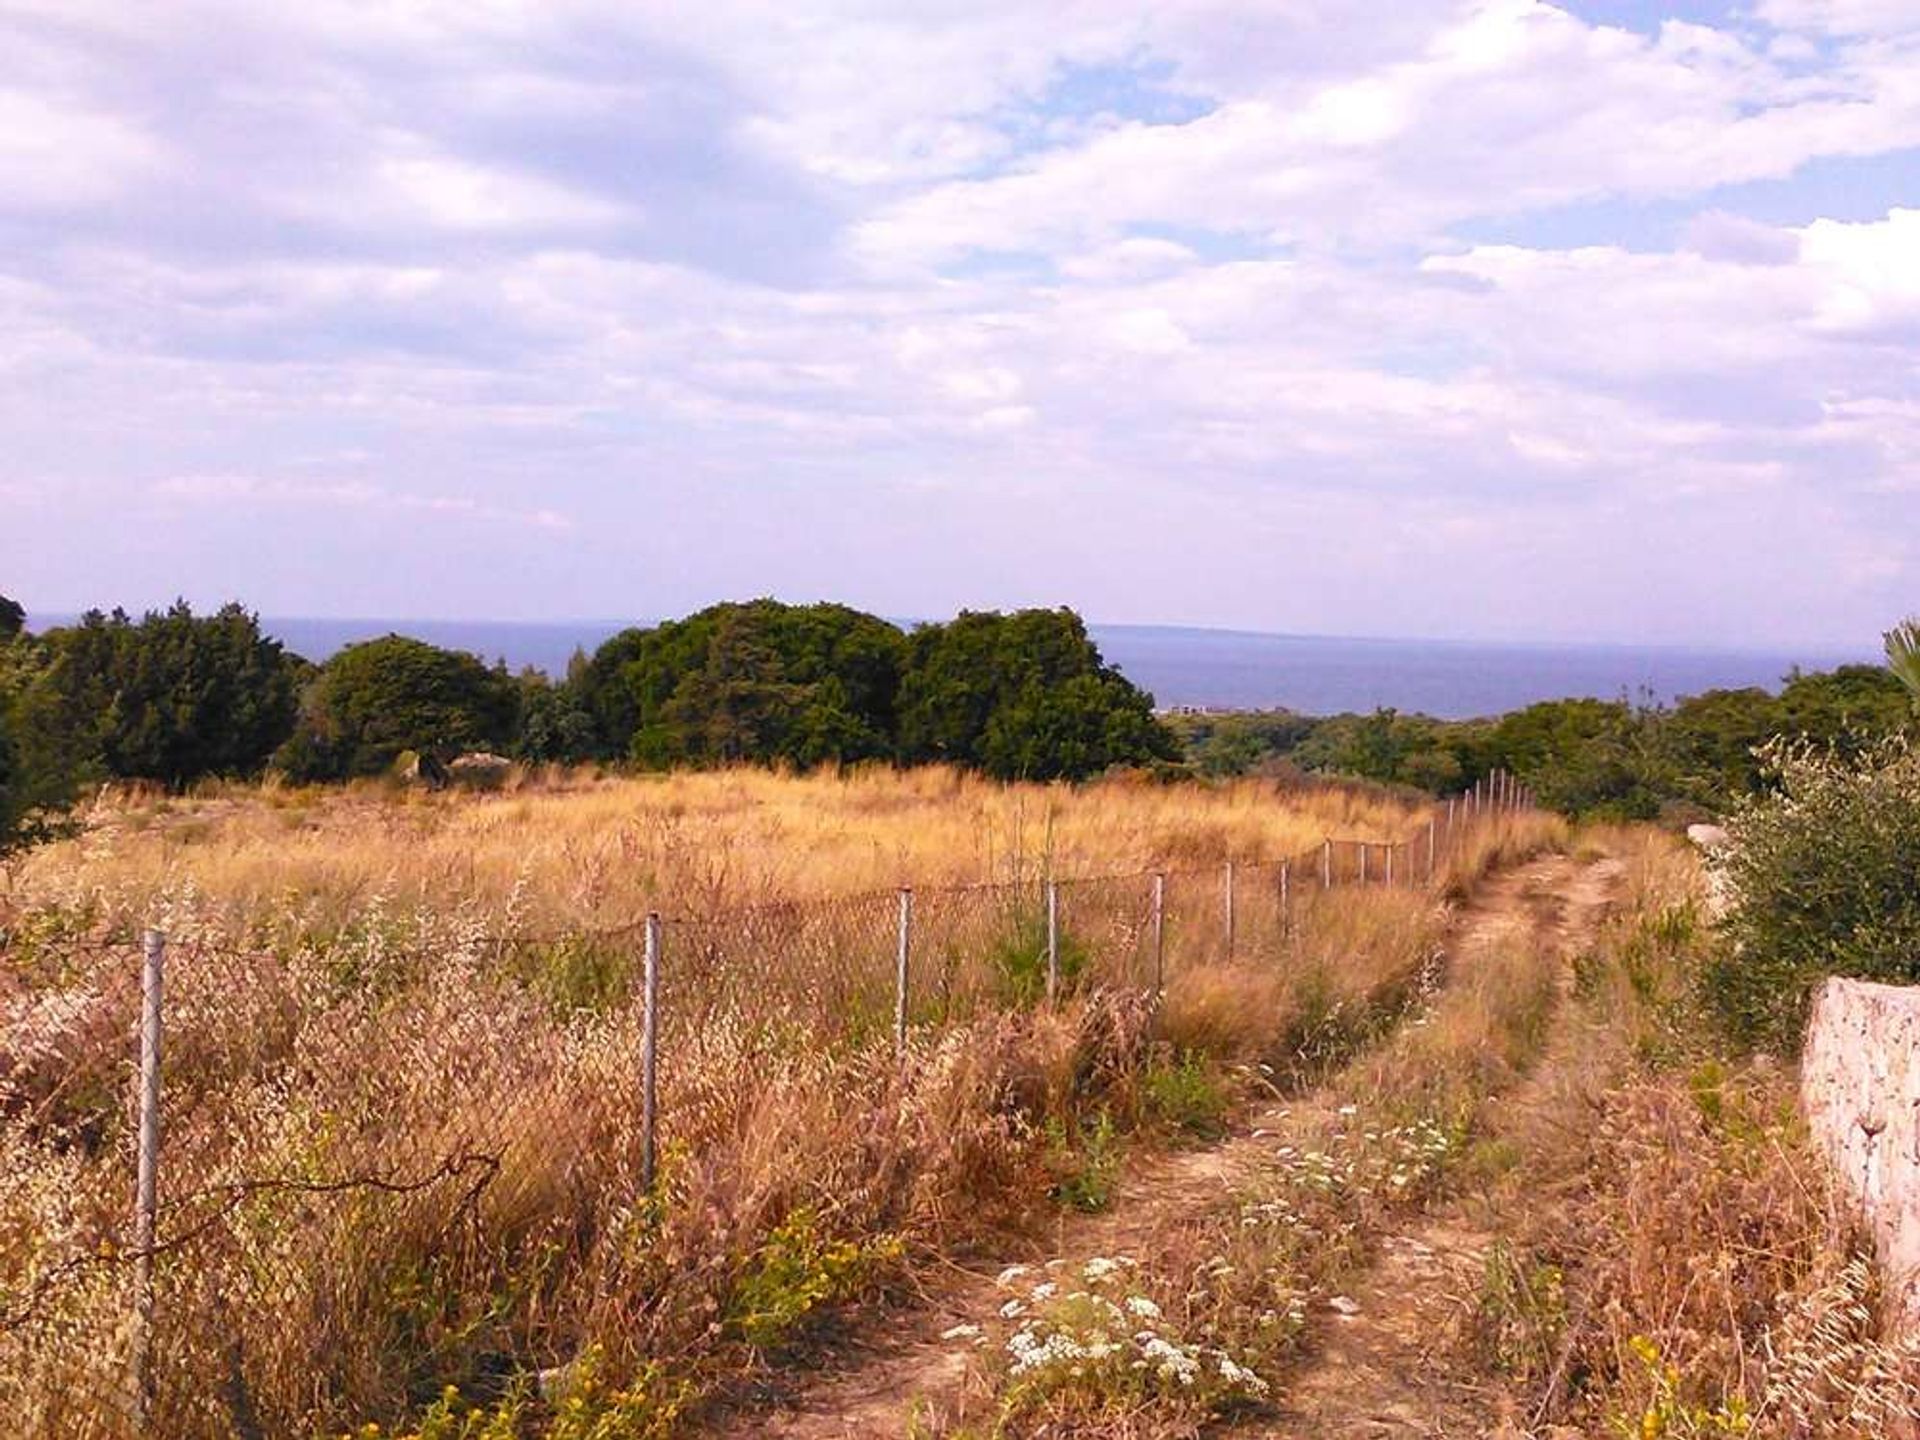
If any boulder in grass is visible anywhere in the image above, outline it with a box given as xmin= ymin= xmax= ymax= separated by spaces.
xmin=1685 ymin=823 xmax=1729 ymax=851
xmin=448 ymin=752 xmax=513 ymax=790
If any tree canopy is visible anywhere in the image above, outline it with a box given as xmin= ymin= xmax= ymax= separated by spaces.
xmin=569 ymin=601 xmax=1175 ymax=780
xmin=897 ymin=608 xmax=1175 ymax=780
xmin=276 ymin=634 xmax=519 ymax=780
xmin=7 ymin=603 xmax=301 ymax=790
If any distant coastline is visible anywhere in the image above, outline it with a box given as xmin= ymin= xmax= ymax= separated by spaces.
xmin=27 ymin=612 xmax=1872 ymax=723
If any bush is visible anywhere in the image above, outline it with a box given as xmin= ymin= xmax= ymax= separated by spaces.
xmin=1705 ymin=738 xmax=1920 ymax=1051
xmin=278 ymin=635 xmax=519 ymax=780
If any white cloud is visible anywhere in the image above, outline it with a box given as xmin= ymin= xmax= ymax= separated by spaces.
xmin=0 ymin=88 xmax=162 ymax=211
xmin=853 ymin=1 xmax=1920 ymax=266
xmin=154 ymin=475 xmax=573 ymax=531
xmin=1757 ymin=0 xmax=1920 ymax=37
xmin=369 ymin=152 xmax=630 ymax=234
xmin=2 ymin=0 xmax=1916 ymax=644
xmin=1799 ymin=208 xmax=1920 ymax=335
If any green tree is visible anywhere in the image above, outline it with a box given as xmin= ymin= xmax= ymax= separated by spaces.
xmin=514 ymin=670 xmax=598 ymax=765
xmin=585 ymin=600 xmax=907 ymax=768
xmin=12 ymin=603 xmax=300 ymax=788
xmin=277 ymin=635 xmax=519 ymax=780
xmin=0 ymin=624 xmax=76 ymax=854
xmin=1656 ymin=687 xmax=1785 ymax=809
xmin=1777 ymin=664 xmax=1910 ymax=761
xmin=0 ymin=593 xmax=22 ymax=641
xmin=897 ymin=608 xmax=1175 ymax=780
xmin=1489 ymin=697 xmax=1662 ymax=818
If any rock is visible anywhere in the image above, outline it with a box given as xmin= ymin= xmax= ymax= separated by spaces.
xmin=1685 ymin=823 xmax=1729 ymax=850
xmin=448 ymin=752 xmax=513 ymax=790
xmin=1328 ymin=1295 xmax=1362 ymax=1317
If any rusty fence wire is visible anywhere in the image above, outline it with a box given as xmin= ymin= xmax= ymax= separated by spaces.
xmin=0 ymin=774 xmax=1534 ymax=1436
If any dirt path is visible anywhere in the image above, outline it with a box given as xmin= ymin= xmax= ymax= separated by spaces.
xmin=1255 ymin=855 xmax=1622 ymax=1439
xmin=700 ymin=855 xmax=1620 ymax=1440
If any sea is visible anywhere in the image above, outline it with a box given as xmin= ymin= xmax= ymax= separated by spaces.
xmin=152 ymin=616 xmax=1877 ymax=722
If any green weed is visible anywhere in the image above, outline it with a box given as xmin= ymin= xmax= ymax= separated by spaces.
xmin=1142 ymin=1052 xmax=1231 ymax=1140
xmin=1045 ymin=1110 xmax=1120 ymax=1213
xmin=726 ymin=1208 xmax=903 ymax=1350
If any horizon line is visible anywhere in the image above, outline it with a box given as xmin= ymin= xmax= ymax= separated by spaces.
xmin=22 ymin=604 xmax=1881 ymax=661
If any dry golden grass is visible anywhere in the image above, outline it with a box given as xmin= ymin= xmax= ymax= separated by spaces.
xmin=0 ymin=767 xmax=1487 ymax=1439
xmin=5 ymin=767 xmax=1424 ymax=934
xmin=1467 ymin=828 xmax=1920 ymax=1437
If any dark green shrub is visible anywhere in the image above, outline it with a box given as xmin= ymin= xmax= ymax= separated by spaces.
xmin=1705 ymin=738 xmax=1920 ymax=1051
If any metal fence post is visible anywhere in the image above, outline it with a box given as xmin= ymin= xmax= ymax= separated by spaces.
xmin=894 ymin=887 xmax=912 ymax=1055
xmin=1151 ymin=872 xmax=1166 ymax=1001
xmin=641 ymin=914 xmax=660 ymax=1193
xmin=1279 ymin=860 xmax=1291 ymax=938
xmin=1322 ymin=838 xmax=1332 ymax=888
xmin=1426 ymin=817 xmax=1436 ymax=880
xmin=1223 ymin=861 xmax=1236 ymax=959
xmin=130 ymin=929 xmax=165 ymax=1432
xmin=1385 ymin=843 xmax=1395 ymax=888
xmin=1045 ymin=879 xmax=1060 ymax=1005
xmin=1359 ymin=841 xmax=1369 ymax=886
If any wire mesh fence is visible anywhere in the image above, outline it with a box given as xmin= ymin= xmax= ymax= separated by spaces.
xmin=0 ymin=774 xmax=1537 ymax=1435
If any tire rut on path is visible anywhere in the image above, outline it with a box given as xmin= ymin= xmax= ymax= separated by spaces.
xmin=697 ymin=856 xmax=1617 ymax=1440
xmin=1252 ymin=854 xmax=1623 ymax=1439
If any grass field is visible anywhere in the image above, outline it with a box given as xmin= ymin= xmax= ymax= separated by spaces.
xmin=5 ymin=767 xmax=1426 ymax=933
xmin=16 ymin=769 xmax=1903 ymax=1438
xmin=2 ymin=767 xmax=1524 ymax=1438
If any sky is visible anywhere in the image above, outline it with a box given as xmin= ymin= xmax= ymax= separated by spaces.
xmin=1 ymin=0 xmax=1916 ymax=650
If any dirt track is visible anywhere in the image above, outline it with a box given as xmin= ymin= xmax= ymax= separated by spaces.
xmin=698 ymin=854 xmax=1621 ymax=1439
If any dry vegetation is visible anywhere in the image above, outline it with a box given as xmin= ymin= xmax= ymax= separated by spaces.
xmin=1 ymin=767 xmax=1465 ymax=1439
xmin=7 ymin=772 xmax=1909 ymax=1438
xmin=1464 ymin=826 xmax=1920 ymax=1436
xmin=3 ymin=768 xmax=1420 ymax=933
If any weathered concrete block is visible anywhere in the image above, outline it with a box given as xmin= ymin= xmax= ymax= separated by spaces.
xmin=1801 ymin=976 xmax=1920 ymax=1331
